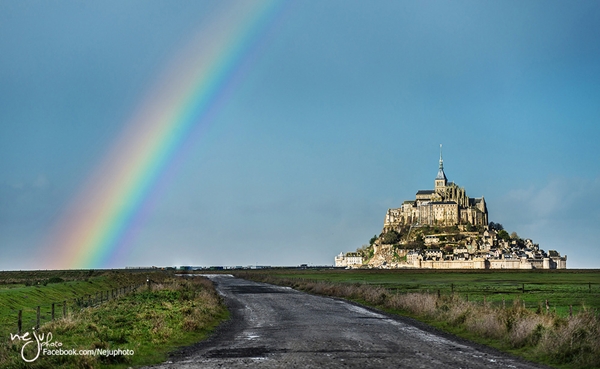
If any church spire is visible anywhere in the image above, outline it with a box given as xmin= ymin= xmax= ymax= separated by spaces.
xmin=435 ymin=144 xmax=447 ymax=186
xmin=439 ymin=144 xmax=443 ymax=171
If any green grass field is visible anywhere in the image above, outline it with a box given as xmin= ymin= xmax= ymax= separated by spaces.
xmin=244 ymin=268 xmax=600 ymax=316
xmin=0 ymin=270 xmax=163 ymax=338
xmin=0 ymin=270 xmax=228 ymax=369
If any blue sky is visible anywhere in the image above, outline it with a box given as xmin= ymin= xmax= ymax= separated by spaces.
xmin=1 ymin=0 xmax=599 ymax=269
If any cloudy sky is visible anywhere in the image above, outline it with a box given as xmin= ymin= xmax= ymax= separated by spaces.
xmin=1 ymin=0 xmax=599 ymax=269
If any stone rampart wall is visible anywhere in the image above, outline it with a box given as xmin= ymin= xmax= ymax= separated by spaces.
xmin=419 ymin=260 xmax=487 ymax=269
xmin=412 ymin=258 xmax=565 ymax=270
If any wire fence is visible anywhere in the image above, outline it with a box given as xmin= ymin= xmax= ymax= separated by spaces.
xmin=5 ymin=283 xmax=146 ymax=337
xmin=239 ymin=273 xmax=600 ymax=317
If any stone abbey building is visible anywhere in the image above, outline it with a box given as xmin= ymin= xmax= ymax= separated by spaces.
xmin=383 ymin=146 xmax=488 ymax=232
xmin=335 ymin=146 xmax=567 ymax=269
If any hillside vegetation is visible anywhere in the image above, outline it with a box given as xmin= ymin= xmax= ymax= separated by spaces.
xmin=353 ymin=222 xmax=564 ymax=269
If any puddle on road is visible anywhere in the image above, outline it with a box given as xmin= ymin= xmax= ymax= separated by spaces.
xmin=227 ymin=285 xmax=291 ymax=294
xmin=204 ymin=346 xmax=271 ymax=359
xmin=344 ymin=304 xmax=387 ymax=318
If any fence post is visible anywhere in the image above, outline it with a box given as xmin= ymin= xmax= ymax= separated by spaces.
xmin=545 ymin=299 xmax=549 ymax=314
xmin=52 ymin=303 xmax=55 ymax=321
xmin=569 ymin=305 xmax=573 ymax=318
xmin=63 ymin=301 xmax=66 ymax=318
xmin=36 ymin=306 xmax=40 ymax=329
xmin=18 ymin=310 xmax=22 ymax=334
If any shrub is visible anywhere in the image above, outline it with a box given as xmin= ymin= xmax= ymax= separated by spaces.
xmin=47 ymin=277 xmax=64 ymax=284
xmin=464 ymin=309 xmax=506 ymax=339
xmin=536 ymin=311 xmax=600 ymax=367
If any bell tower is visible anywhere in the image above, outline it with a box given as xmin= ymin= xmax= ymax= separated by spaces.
xmin=435 ymin=144 xmax=447 ymax=191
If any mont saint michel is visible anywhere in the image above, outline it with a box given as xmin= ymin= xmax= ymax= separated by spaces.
xmin=336 ymin=146 xmax=567 ymax=270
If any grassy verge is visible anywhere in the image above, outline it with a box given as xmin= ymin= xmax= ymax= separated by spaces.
xmin=0 ymin=270 xmax=169 ymax=338
xmin=235 ymin=270 xmax=600 ymax=369
xmin=240 ymin=269 xmax=600 ymax=316
xmin=1 ymin=276 xmax=228 ymax=369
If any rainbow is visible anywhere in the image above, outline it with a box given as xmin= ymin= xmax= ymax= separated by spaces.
xmin=44 ymin=1 xmax=285 ymax=269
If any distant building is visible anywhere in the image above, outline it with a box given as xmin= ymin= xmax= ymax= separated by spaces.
xmin=335 ymin=252 xmax=363 ymax=268
xmin=383 ymin=145 xmax=488 ymax=231
xmin=335 ymin=145 xmax=567 ymax=270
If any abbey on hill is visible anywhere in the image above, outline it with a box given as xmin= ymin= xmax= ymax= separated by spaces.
xmin=384 ymin=145 xmax=487 ymax=232
xmin=335 ymin=146 xmax=567 ymax=270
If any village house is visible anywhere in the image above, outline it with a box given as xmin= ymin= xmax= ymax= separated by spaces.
xmin=335 ymin=252 xmax=363 ymax=268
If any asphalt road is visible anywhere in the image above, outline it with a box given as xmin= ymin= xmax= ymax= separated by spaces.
xmin=147 ymin=275 xmax=549 ymax=369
